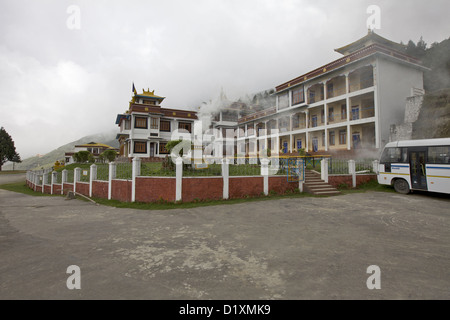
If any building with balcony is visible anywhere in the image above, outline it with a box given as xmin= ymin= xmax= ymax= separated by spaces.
xmin=115 ymin=88 xmax=197 ymax=159
xmin=237 ymin=30 xmax=428 ymax=157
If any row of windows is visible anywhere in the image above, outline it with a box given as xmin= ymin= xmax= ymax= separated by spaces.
xmin=280 ymin=130 xmax=356 ymax=153
xmin=133 ymin=142 xmax=169 ymax=154
xmin=133 ymin=117 xmax=192 ymax=132
xmin=380 ymin=146 xmax=450 ymax=164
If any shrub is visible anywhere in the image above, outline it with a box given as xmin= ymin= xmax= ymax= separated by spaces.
xmin=101 ymin=149 xmax=117 ymax=162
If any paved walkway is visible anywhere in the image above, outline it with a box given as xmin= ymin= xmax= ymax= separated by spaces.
xmin=0 ymin=183 xmax=449 ymax=299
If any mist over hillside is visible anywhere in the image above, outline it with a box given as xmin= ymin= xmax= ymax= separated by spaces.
xmin=4 ymin=130 xmax=119 ymax=171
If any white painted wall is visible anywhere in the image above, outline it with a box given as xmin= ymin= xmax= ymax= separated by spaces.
xmin=376 ymin=56 xmax=424 ymax=148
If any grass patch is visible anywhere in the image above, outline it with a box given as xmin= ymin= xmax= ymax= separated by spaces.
xmin=337 ymin=179 xmax=395 ymax=194
xmin=0 ymin=182 xmax=59 ymax=197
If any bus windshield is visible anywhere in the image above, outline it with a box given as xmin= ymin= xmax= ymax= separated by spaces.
xmin=380 ymin=147 xmax=408 ymax=163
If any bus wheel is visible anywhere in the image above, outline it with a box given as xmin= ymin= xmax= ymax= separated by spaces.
xmin=393 ymin=179 xmax=410 ymax=194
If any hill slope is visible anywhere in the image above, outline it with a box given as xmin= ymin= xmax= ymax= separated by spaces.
xmin=412 ymin=88 xmax=450 ymax=139
xmin=4 ymin=130 xmax=119 ymax=171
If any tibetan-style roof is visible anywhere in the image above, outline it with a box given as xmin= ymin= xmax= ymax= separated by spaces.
xmin=334 ymin=30 xmax=406 ymax=55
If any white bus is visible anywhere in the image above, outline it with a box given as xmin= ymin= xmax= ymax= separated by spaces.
xmin=378 ymin=138 xmax=450 ymax=194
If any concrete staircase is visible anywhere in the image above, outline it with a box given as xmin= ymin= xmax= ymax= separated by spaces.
xmin=304 ymin=170 xmax=341 ymax=196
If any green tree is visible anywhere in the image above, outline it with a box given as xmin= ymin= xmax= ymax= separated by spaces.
xmin=101 ymin=149 xmax=117 ymax=162
xmin=88 ymin=153 xmax=95 ymax=163
xmin=0 ymin=127 xmax=21 ymax=171
xmin=74 ymin=150 xmax=91 ymax=163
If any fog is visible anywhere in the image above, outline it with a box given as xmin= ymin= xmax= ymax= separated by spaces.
xmin=0 ymin=0 xmax=449 ymax=158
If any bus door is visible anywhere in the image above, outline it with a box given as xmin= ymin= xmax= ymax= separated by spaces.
xmin=409 ymin=148 xmax=427 ymax=190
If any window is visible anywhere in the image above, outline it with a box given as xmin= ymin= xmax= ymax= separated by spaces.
xmin=341 ymin=105 xmax=347 ymax=120
xmin=292 ymin=115 xmax=300 ymax=128
xmin=322 ymin=132 xmax=326 ymax=146
xmin=143 ymin=100 xmax=156 ymax=105
xmin=151 ymin=117 xmax=158 ymax=129
xmin=135 ymin=117 xmax=148 ymax=129
xmin=292 ymin=87 xmax=305 ymax=105
xmin=160 ymin=120 xmax=171 ymax=132
xmin=329 ymin=107 xmax=334 ymax=122
xmin=311 ymin=115 xmax=318 ymax=128
xmin=125 ymin=120 xmax=131 ymax=130
xmin=327 ymin=83 xmax=334 ymax=97
xmin=329 ymin=131 xmax=335 ymax=146
xmin=134 ymin=141 xmax=147 ymax=154
xmin=339 ymin=130 xmax=347 ymax=145
xmin=159 ymin=142 xmax=169 ymax=154
xmin=428 ymin=146 xmax=450 ymax=164
xmin=178 ymin=122 xmax=192 ymax=133
xmin=320 ymin=110 xmax=324 ymax=124
xmin=351 ymin=106 xmax=360 ymax=120
xmin=297 ymin=139 xmax=302 ymax=150
xmin=352 ymin=133 xmax=361 ymax=149
xmin=309 ymin=90 xmax=316 ymax=103
xmin=380 ymin=147 xmax=404 ymax=163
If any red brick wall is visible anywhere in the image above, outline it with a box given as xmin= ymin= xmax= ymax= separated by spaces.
xmin=269 ymin=176 xmax=298 ymax=194
xmin=75 ymin=182 xmax=89 ymax=196
xmin=111 ymin=180 xmax=132 ymax=202
xmin=229 ymin=177 xmax=264 ymax=199
xmin=63 ymin=183 xmax=74 ymax=194
xmin=43 ymin=185 xmax=51 ymax=194
xmin=92 ymin=181 xmax=108 ymax=199
xmin=182 ymin=177 xmax=223 ymax=202
xmin=53 ymin=184 xmax=62 ymax=194
xmin=135 ymin=177 xmax=176 ymax=202
xmin=328 ymin=174 xmax=377 ymax=188
xmin=36 ymin=186 xmax=42 ymax=193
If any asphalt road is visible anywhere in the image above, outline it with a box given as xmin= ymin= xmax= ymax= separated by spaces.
xmin=0 ymin=173 xmax=26 ymax=185
xmin=0 ymin=180 xmax=449 ymax=300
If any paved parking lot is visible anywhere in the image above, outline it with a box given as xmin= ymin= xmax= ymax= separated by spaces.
xmin=0 ymin=178 xmax=449 ymax=299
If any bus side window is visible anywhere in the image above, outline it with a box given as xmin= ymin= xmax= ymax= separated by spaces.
xmin=429 ymin=146 xmax=450 ymax=164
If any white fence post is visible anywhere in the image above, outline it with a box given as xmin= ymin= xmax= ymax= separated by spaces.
xmin=299 ymin=159 xmax=305 ymax=193
xmin=222 ymin=158 xmax=230 ymax=200
xmin=51 ymin=171 xmax=57 ymax=195
xmin=321 ymin=158 xmax=329 ymax=183
xmin=176 ymin=158 xmax=183 ymax=202
xmin=42 ymin=172 xmax=48 ymax=193
xmin=132 ymin=157 xmax=141 ymax=202
xmin=348 ymin=160 xmax=356 ymax=188
xmin=61 ymin=169 xmax=68 ymax=195
xmin=261 ymin=158 xmax=269 ymax=196
xmin=372 ymin=160 xmax=379 ymax=174
xmin=74 ymin=167 xmax=81 ymax=193
xmin=90 ymin=164 xmax=97 ymax=197
xmin=108 ymin=162 xmax=116 ymax=200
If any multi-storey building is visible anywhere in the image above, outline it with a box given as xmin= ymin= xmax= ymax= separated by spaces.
xmin=237 ymin=30 xmax=428 ymax=157
xmin=115 ymin=88 xmax=197 ymax=159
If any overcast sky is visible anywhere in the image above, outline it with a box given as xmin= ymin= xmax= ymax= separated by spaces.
xmin=1 ymin=0 xmax=449 ymax=158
